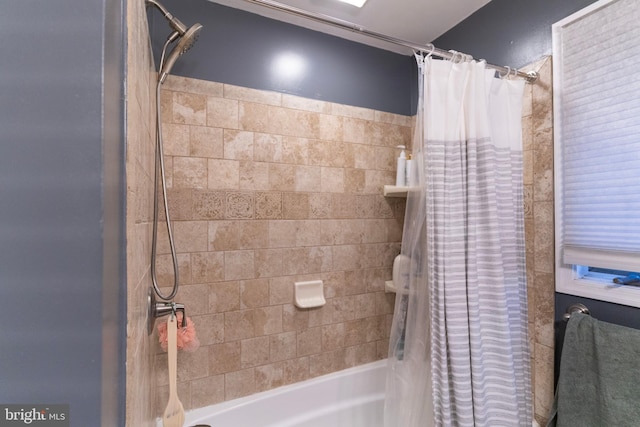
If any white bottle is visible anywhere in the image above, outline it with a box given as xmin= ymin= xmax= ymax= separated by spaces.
xmin=395 ymin=145 xmax=406 ymax=187
xmin=405 ymin=153 xmax=412 ymax=186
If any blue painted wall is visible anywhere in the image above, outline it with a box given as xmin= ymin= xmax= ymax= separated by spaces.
xmin=0 ymin=0 xmax=125 ymax=425
xmin=434 ymin=0 xmax=598 ymax=69
xmin=148 ymin=0 xmax=416 ymax=116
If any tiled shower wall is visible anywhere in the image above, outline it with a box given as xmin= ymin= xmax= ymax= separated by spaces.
xmin=125 ymin=0 xmax=156 ymax=425
xmin=152 ymin=75 xmax=408 ymax=413
xmin=521 ymin=56 xmax=555 ymax=425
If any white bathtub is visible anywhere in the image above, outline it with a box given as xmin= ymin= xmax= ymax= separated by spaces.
xmin=181 ymin=359 xmax=386 ymax=427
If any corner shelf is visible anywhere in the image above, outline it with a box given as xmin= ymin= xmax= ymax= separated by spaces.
xmin=383 ymin=185 xmax=409 ymax=198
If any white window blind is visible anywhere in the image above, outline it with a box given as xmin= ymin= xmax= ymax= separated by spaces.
xmin=554 ymin=0 xmax=640 ymax=274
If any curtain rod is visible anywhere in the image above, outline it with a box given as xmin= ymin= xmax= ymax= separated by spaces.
xmin=241 ymin=0 xmax=538 ymax=83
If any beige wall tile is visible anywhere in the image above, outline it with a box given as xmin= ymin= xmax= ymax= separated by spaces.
xmin=255 ymin=249 xmax=284 ymax=278
xmin=269 ymin=331 xmax=297 ymax=361
xmin=254 ymin=305 xmax=283 ymax=336
xmin=146 ymin=76 xmax=410 ymax=416
xmin=209 ymin=281 xmax=240 ymax=313
xmin=173 ymin=92 xmax=207 ymax=126
xmin=240 ymin=278 xmax=270 ymax=309
xmin=225 ymin=84 xmax=282 ymax=106
xmin=320 ymin=167 xmax=344 ymax=193
xmin=173 ymin=221 xmax=208 ymax=253
xmin=297 ymin=327 xmax=322 ymax=356
xmin=295 ymin=165 xmax=321 ymax=192
xmin=282 ymin=137 xmax=309 ymax=165
xmin=209 ymin=342 xmax=241 ymax=375
xmin=282 ymin=357 xmax=309 ymax=385
xmin=241 ymin=336 xmax=270 ymax=368
xmin=162 ymin=123 xmax=190 ymax=156
xmin=254 ymin=133 xmax=283 ymax=163
xmin=224 ymin=129 xmax=254 ymax=160
xmin=190 ymin=374 xmax=225 ymax=408
xmin=224 ymin=309 xmax=255 ymax=341
xmin=282 ymin=94 xmax=330 ymax=114
xmin=172 ymin=157 xmax=207 ymax=189
xmin=190 ymin=126 xmax=223 ymax=158
xmin=164 ymin=75 xmax=223 ymax=97
xmin=224 ymin=250 xmax=255 ymax=281
xmin=255 ymin=362 xmax=285 ymax=392
xmin=193 ymin=313 xmax=224 ymax=346
xmin=225 ymin=368 xmax=256 ymax=400
xmin=191 ymin=252 xmax=224 ymax=284
xmin=208 ymin=159 xmax=239 ymax=190
xmin=207 ymin=97 xmax=239 ymax=129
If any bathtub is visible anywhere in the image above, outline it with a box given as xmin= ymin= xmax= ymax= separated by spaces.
xmin=181 ymin=359 xmax=386 ymax=427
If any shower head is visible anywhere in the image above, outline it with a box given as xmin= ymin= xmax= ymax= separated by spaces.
xmin=159 ymin=23 xmax=203 ymax=83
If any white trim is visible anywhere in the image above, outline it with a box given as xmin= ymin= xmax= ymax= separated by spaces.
xmin=556 ymin=265 xmax=640 ymax=308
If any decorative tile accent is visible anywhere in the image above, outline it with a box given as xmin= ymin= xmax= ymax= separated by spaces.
xmin=282 ymin=192 xmax=309 ymax=219
xmin=255 ymin=192 xmax=282 ymax=219
xmin=192 ymin=190 xmax=225 ymax=220
xmin=225 ymin=192 xmax=254 ymax=219
xmin=309 ymin=193 xmax=331 ymax=219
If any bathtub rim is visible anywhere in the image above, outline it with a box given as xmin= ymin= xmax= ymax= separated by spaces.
xmin=176 ymin=358 xmax=388 ymax=426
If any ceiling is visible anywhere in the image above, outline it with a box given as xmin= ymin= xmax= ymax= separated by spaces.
xmin=209 ymin=0 xmax=492 ymax=55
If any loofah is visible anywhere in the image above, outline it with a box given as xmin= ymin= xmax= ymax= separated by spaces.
xmin=157 ymin=312 xmax=200 ymax=353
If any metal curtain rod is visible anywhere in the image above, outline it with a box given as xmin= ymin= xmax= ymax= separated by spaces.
xmin=241 ymin=0 xmax=538 ymax=83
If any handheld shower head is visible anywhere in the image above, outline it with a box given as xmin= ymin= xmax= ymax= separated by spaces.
xmin=159 ymin=23 xmax=203 ymax=83
xmin=146 ymin=0 xmax=203 ymax=83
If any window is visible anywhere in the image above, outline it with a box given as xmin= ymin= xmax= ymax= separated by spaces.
xmin=553 ymin=0 xmax=640 ymax=307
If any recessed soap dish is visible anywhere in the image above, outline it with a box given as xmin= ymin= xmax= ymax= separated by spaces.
xmin=294 ymin=280 xmax=326 ymax=308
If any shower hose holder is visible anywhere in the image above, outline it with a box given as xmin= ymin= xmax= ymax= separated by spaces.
xmin=148 ymin=288 xmax=187 ymax=334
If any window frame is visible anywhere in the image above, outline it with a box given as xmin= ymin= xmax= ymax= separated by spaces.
xmin=553 ymin=0 xmax=640 ymax=308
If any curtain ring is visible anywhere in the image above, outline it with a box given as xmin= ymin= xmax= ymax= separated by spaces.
xmin=425 ymin=44 xmax=436 ymax=59
xmin=503 ymin=66 xmax=511 ymax=78
xmin=512 ymin=67 xmax=519 ymax=78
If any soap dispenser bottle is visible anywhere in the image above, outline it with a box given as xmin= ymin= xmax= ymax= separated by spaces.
xmin=395 ymin=145 xmax=406 ymax=187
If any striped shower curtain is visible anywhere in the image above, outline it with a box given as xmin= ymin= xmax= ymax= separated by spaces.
xmin=385 ymin=56 xmax=532 ymax=427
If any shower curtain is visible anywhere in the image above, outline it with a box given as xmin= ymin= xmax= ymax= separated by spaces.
xmin=385 ymin=56 xmax=532 ymax=427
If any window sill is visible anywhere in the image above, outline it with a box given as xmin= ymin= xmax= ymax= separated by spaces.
xmin=556 ymin=271 xmax=640 ymax=309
